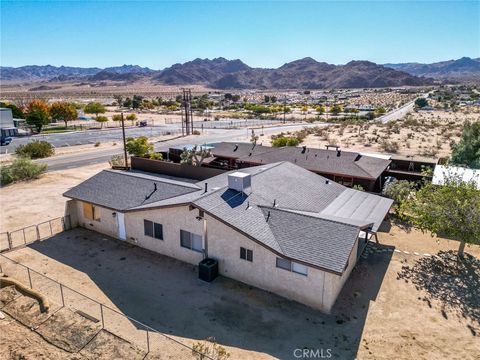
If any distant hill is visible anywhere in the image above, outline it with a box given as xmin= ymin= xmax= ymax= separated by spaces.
xmin=384 ymin=57 xmax=480 ymax=81
xmin=1 ymin=57 xmax=438 ymax=89
xmin=153 ymin=57 xmax=251 ymax=85
xmin=209 ymin=58 xmax=431 ymax=89
xmin=0 ymin=65 xmax=101 ymax=81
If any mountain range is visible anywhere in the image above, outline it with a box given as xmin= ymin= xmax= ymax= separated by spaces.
xmin=1 ymin=56 xmax=478 ymax=89
xmin=384 ymin=57 xmax=480 ymax=81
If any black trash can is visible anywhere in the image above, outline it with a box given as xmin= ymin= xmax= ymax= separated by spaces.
xmin=198 ymin=258 xmax=218 ymax=282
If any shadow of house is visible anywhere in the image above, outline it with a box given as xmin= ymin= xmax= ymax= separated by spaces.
xmin=397 ymin=250 xmax=480 ymax=327
xmin=25 ymin=230 xmax=393 ymax=359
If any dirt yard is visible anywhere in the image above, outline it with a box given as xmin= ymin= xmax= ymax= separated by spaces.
xmin=1 ymin=226 xmax=478 ymax=359
xmin=266 ymin=107 xmax=479 ymax=160
xmin=0 ymin=163 xmax=108 ymax=232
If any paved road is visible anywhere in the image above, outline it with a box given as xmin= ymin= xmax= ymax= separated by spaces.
xmin=377 ymin=92 xmax=431 ymax=124
xmin=37 ymin=123 xmax=324 ymax=172
xmin=1 ymin=118 xmax=292 ymax=153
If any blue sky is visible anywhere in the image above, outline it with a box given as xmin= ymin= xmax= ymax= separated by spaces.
xmin=1 ymin=1 xmax=479 ymax=68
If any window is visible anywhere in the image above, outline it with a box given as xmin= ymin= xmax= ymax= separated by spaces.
xmin=276 ymin=257 xmax=308 ymax=276
xmin=83 ymin=203 xmax=100 ymax=221
xmin=240 ymin=247 xmax=253 ymax=262
xmin=180 ymin=230 xmax=203 ymax=252
xmin=144 ymin=219 xmax=163 ymax=240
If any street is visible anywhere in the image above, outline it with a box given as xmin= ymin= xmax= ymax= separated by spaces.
xmin=35 ymin=123 xmax=323 ymax=172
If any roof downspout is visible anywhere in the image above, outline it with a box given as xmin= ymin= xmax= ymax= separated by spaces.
xmin=203 ymin=217 xmax=208 ymax=259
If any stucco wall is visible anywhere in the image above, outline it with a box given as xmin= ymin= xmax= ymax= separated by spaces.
xmin=74 ymin=201 xmax=118 ymax=239
xmin=70 ymin=200 xmax=357 ymax=312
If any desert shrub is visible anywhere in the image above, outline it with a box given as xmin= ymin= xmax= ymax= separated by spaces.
xmin=148 ymin=152 xmax=163 ymax=160
xmin=383 ymin=180 xmax=416 ymax=207
xmin=109 ymin=155 xmax=125 ymax=168
xmin=15 ymin=140 xmax=55 ymax=159
xmin=379 ymin=139 xmax=399 ymax=153
xmin=271 ymin=136 xmax=300 ymax=147
xmin=94 ymin=142 xmax=100 ymax=147
xmin=1 ymin=157 xmax=47 ymax=185
xmin=192 ymin=130 xmax=201 ymax=135
xmin=192 ymin=337 xmax=230 ymax=360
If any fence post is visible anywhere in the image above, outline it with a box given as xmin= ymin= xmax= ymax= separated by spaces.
xmin=146 ymin=329 xmax=150 ymax=354
xmin=36 ymin=225 xmax=40 ymax=241
xmin=100 ymin=304 xmax=105 ymax=328
xmin=49 ymin=220 xmax=53 ymax=236
xmin=27 ymin=268 xmax=33 ymax=288
xmin=7 ymin=232 xmax=12 ymax=250
xmin=23 ymin=228 xmax=26 ymax=245
xmin=59 ymin=283 xmax=65 ymax=307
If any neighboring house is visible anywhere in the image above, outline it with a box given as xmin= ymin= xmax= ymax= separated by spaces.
xmin=207 ymin=142 xmax=391 ymax=191
xmin=64 ymin=161 xmax=393 ymax=312
xmin=0 ymin=108 xmax=18 ymax=138
xmin=432 ymin=165 xmax=480 ymax=189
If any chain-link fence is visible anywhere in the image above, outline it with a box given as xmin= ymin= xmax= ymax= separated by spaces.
xmin=0 ymin=216 xmax=72 ymax=252
xmin=0 ymin=254 xmax=212 ymax=359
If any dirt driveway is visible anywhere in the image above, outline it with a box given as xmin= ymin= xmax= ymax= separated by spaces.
xmin=3 ymin=228 xmax=479 ymax=359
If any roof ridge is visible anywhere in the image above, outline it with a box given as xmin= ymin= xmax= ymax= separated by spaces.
xmin=103 ymin=169 xmax=200 ymax=189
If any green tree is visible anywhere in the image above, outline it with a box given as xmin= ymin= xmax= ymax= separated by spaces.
xmin=315 ymin=105 xmax=326 ymax=115
xmin=50 ymin=102 xmax=78 ymax=128
xmin=415 ymin=97 xmax=428 ymax=108
xmin=112 ymin=114 xmax=123 ymax=121
xmin=383 ymin=180 xmax=417 ymax=209
xmin=330 ymin=104 xmax=342 ymax=115
xmin=25 ymin=100 xmax=50 ymax=133
xmin=126 ymin=136 xmax=153 ymax=157
xmin=451 ymin=121 xmax=480 ymax=168
xmin=0 ymin=101 xmax=24 ymax=118
xmin=95 ymin=115 xmax=109 ymax=128
xmin=84 ymin=102 xmax=106 ymax=119
xmin=400 ymin=175 xmax=480 ymax=257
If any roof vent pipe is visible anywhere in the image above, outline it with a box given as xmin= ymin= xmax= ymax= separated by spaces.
xmin=234 ymin=144 xmax=239 ymax=152
xmin=204 ymin=182 xmax=208 ymax=193
xmin=337 ymin=150 xmax=341 ymax=157
xmin=325 ymin=180 xmax=329 ymax=184
xmin=273 ymin=199 xmax=276 ymax=207
xmin=301 ymin=146 xmax=307 ymax=154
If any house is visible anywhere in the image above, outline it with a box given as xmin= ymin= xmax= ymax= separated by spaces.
xmin=432 ymin=165 xmax=480 ymax=189
xmin=207 ymin=142 xmax=391 ymax=191
xmin=64 ymin=162 xmax=393 ymax=312
xmin=0 ymin=108 xmax=18 ymax=138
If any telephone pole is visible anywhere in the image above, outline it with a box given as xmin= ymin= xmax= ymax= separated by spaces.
xmin=181 ymin=88 xmax=193 ymax=136
xmin=121 ymin=112 xmax=128 ymax=169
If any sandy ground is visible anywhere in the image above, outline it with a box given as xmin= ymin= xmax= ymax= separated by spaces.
xmin=266 ymin=108 xmax=479 ymax=159
xmin=0 ymin=163 xmax=108 ymax=232
xmin=1 ymin=227 xmax=478 ymax=359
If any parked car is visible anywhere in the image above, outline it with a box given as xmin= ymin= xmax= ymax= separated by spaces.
xmin=0 ymin=136 xmax=12 ymax=146
xmin=137 ymin=120 xmax=147 ymax=127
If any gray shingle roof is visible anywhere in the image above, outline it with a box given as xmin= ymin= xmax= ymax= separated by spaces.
xmin=65 ymin=162 xmax=393 ymax=274
xmin=212 ymin=142 xmax=391 ymax=179
xmin=63 ymin=170 xmax=200 ymax=211
xmin=259 ymin=207 xmax=361 ymax=273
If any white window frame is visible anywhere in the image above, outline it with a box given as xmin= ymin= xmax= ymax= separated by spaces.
xmin=276 ymin=257 xmax=308 ymax=276
xmin=180 ymin=230 xmax=203 ymax=253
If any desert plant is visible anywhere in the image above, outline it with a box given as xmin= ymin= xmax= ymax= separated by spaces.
xmin=379 ymin=139 xmax=399 ymax=153
xmin=126 ymin=136 xmax=153 ymax=157
xmin=192 ymin=337 xmax=230 ymax=360
xmin=15 ymin=140 xmax=55 ymax=159
xmin=1 ymin=157 xmax=47 ymax=185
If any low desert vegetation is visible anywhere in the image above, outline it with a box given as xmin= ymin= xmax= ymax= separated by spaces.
xmin=15 ymin=140 xmax=55 ymax=159
xmin=1 ymin=157 xmax=47 ymax=185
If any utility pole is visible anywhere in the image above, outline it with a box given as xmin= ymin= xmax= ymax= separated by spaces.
xmin=181 ymin=88 xmax=193 ymax=136
xmin=283 ymin=96 xmax=287 ymax=124
xmin=121 ymin=112 xmax=128 ymax=170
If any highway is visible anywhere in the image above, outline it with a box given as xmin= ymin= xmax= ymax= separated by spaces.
xmin=36 ymin=123 xmax=323 ymax=172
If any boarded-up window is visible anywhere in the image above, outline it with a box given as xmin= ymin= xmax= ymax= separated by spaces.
xmin=83 ymin=203 xmax=99 ymax=220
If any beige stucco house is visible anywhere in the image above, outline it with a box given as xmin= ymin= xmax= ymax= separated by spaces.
xmin=64 ymin=161 xmax=392 ymax=312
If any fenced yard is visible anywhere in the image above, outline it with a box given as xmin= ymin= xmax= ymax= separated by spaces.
xmin=0 ymin=216 xmax=72 ymax=252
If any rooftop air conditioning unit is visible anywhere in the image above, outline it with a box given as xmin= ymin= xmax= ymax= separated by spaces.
xmin=228 ymin=172 xmax=251 ymax=192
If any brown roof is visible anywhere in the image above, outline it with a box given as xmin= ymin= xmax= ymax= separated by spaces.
xmin=212 ymin=142 xmax=390 ymax=180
